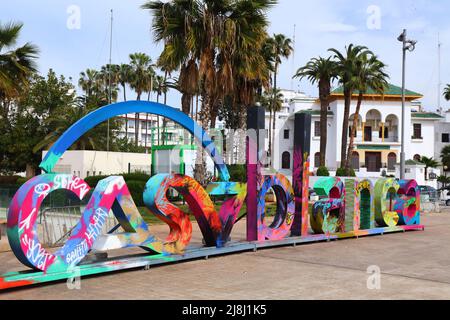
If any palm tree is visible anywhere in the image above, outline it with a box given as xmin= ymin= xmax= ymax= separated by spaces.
xmin=438 ymin=175 xmax=450 ymax=188
xmin=419 ymin=156 xmax=439 ymax=182
xmin=99 ymin=64 xmax=119 ymax=102
xmin=0 ymin=21 xmax=39 ymax=104
xmin=267 ymin=34 xmax=293 ymax=164
xmin=444 ymin=84 xmax=450 ymax=101
xmin=260 ymin=88 xmax=283 ymax=163
xmin=294 ymin=57 xmax=338 ymax=167
xmin=143 ymin=0 xmax=274 ymax=183
xmin=441 ymin=145 xmax=450 ymax=173
xmin=329 ymin=44 xmax=373 ymax=169
xmin=34 ymin=101 xmax=97 ymax=152
xmin=129 ymin=52 xmax=154 ymax=145
xmin=345 ymin=54 xmax=389 ymax=171
xmin=118 ymin=63 xmax=132 ymax=137
xmin=78 ymin=69 xmax=100 ymax=98
xmin=143 ymin=0 xmax=199 ymax=117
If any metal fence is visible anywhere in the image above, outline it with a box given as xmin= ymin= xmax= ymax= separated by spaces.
xmin=420 ymin=190 xmax=440 ymax=203
xmin=0 ymin=187 xmax=18 ymax=219
xmin=38 ymin=206 xmax=119 ymax=248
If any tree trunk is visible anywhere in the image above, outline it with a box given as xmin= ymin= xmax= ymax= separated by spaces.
xmin=157 ymin=94 xmax=160 ymax=145
xmin=271 ymin=64 xmax=279 ymax=167
xmin=318 ymin=80 xmax=330 ymax=167
xmin=346 ymin=92 xmax=363 ymax=171
xmin=145 ymin=113 xmax=149 ymax=149
xmin=210 ymin=100 xmax=219 ymax=128
xmin=268 ymin=109 xmax=273 ymax=165
xmin=25 ymin=164 xmax=35 ymax=179
xmin=194 ymin=93 xmax=211 ymax=186
xmin=340 ymin=88 xmax=352 ymax=168
xmin=181 ymin=93 xmax=192 ymax=115
xmin=162 ymin=71 xmax=168 ymax=145
xmin=135 ymin=92 xmax=141 ymax=146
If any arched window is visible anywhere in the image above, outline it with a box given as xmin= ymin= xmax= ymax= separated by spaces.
xmin=413 ymin=154 xmax=421 ymax=162
xmin=282 ymin=152 xmax=291 ymax=169
xmin=351 ymin=152 xmax=360 ymax=170
xmin=388 ymin=153 xmax=397 ymax=171
xmin=314 ymin=153 xmax=321 ymax=168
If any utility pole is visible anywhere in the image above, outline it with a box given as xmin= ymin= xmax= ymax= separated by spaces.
xmin=107 ymin=9 xmax=113 ymax=152
xmin=438 ymin=33 xmax=442 ymax=115
xmin=398 ymin=29 xmax=417 ymax=180
xmin=291 ymin=24 xmax=296 ymax=91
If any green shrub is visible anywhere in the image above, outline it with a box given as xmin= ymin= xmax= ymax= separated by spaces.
xmin=125 ymin=180 xmax=147 ymax=207
xmin=335 ymin=167 xmax=356 ymax=177
xmin=16 ymin=177 xmax=30 ymax=186
xmin=120 ymin=172 xmax=151 ymax=182
xmin=227 ymin=164 xmax=247 ymax=182
xmin=84 ymin=175 xmax=109 ymax=188
xmin=316 ymin=166 xmax=330 ymax=177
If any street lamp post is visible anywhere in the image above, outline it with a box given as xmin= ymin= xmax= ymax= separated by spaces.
xmin=398 ymin=29 xmax=417 ymax=180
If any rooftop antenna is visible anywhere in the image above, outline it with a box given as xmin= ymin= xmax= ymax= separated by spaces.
xmin=438 ymin=33 xmax=442 ymax=115
xmin=107 ymin=9 xmax=113 ymax=152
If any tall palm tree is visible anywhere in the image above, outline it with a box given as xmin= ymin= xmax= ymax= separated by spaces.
xmin=153 ymin=74 xmax=167 ymax=145
xmin=267 ymin=34 xmax=293 ymax=164
xmin=118 ymin=63 xmax=132 ymax=137
xmin=259 ymin=88 xmax=282 ymax=163
xmin=267 ymin=34 xmax=293 ymax=97
xmin=143 ymin=0 xmax=275 ymax=183
xmin=294 ymin=57 xmax=338 ymax=167
xmin=143 ymin=0 xmax=199 ymax=117
xmin=118 ymin=64 xmax=132 ymax=101
xmin=0 ymin=21 xmax=39 ymax=104
xmin=444 ymin=84 xmax=450 ymax=101
xmin=345 ymin=54 xmax=389 ymax=170
xmin=419 ymin=156 xmax=439 ymax=182
xmin=129 ymin=52 xmax=154 ymax=145
xmin=78 ymin=69 xmax=99 ymax=98
xmin=329 ymin=44 xmax=373 ymax=169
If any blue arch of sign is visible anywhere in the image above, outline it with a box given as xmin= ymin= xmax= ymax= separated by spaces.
xmin=40 ymin=101 xmax=230 ymax=182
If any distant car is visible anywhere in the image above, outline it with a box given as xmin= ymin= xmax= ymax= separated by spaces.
xmin=438 ymin=186 xmax=450 ymax=206
xmin=419 ymin=185 xmax=440 ymax=204
xmin=419 ymin=185 xmax=436 ymax=193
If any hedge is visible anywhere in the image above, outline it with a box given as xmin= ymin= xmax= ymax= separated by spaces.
xmin=227 ymin=164 xmax=247 ymax=183
xmin=84 ymin=172 xmax=151 ymax=188
xmin=335 ymin=167 xmax=356 ymax=177
xmin=316 ymin=166 xmax=330 ymax=177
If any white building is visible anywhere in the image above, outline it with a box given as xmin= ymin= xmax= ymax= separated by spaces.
xmin=116 ymin=113 xmax=187 ymax=149
xmin=268 ymin=85 xmax=443 ymax=187
xmin=42 ymin=150 xmax=152 ymax=179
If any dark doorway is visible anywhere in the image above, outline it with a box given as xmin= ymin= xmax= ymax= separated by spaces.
xmin=365 ymin=152 xmax=381 ymax=172
xmin=364 ymin=126 xmax=372 ymax=142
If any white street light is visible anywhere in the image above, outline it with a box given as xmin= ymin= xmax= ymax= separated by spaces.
xmin=398 ymin=29 xmax=417 ymax=180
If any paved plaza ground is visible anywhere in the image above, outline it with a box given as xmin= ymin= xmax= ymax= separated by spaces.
xmin=0 ymin=210 xmax=450 ymax=300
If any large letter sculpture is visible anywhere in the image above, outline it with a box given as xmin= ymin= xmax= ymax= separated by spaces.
xmin=1 ymin=101 xmax=424 ymax=290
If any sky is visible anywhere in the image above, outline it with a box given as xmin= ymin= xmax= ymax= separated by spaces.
xmin=1 ymin=0 xmax=450 ymax=112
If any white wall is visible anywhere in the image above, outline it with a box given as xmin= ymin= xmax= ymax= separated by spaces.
xmin=42 ymin=150 xmax=151 ymax=178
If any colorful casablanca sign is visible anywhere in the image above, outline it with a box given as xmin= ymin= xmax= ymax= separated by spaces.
xmin=0 ymin=102 xmax=423 ymax=290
